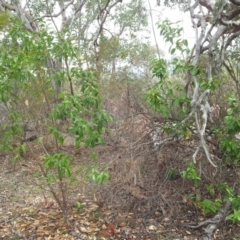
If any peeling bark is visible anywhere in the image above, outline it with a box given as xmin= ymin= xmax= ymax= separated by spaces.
xmin=185 ymin=0 xmax=240 ymax=167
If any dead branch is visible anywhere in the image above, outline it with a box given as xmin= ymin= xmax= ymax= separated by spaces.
xmin=229 ymin=0 xmax=240 ymax=6
xmin=188 ymin=201 xmax=232 ymax=240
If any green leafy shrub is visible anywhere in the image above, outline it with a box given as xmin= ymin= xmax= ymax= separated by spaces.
xmin=219 ymin=96 xmax=240 ymax=165
xmin=0 ymin=18 xmax=112 ymax=222
xmin=181 ymin=162 xmax=201 ymax=187
xmin=198 ymin=199 xmax=222 ymax=214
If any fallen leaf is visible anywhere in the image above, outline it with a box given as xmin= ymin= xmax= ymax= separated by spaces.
xmin=119 ymin=221 xmax=126 ymax=227
xmin=101 ymin=224 xmax=107 ymax=229
xmin=80 ymin=226 xmax=89 ymax=233
xmin=148 ymin=225 xmax=156 ymax=230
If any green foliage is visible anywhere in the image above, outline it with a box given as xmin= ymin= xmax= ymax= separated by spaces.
xmin=0 ymin=109 xmax=25 ymax=165
xmin=34 ymin=152 xmax=73 ymax=221
xmin=12 ymin=144 xmax=27 ymax=165
xmin=158 ymin=19 xmax=182 ymax=44
xmin=49 ymin=126 xmax=65 ymax=145
xmin=145 ymin=19 xmax=191 ymax=120
xmin=217 ymin=183 xmax=234 ymax=200
xmin=192 ymin=183 xmax=240 ymax=222
xmin=216 ymin=183 xmax=240 ymax=223
xmin=0 ymin=12 xmax=11 ymax=30
xmin=167 ymin=167 xmax=179 ymax=180
xmin=219 ymin=96 xmax=240 ymax=165
xmin=224 ymin=99 xmax=240 ymax=135
xmin=145 ymin=66 xmax=190 ymax=118
xmin=151 ymin=58 xmax=168 ymax=80
xmin=0 ymin=16 xmax=113 ymax=146
xmin=199 ymin=78 xmax=220 ymax=92
xmin=171 ymin=58 xmax=193 ymax=75
xmin=86 ymin=152 xmax=110 ymax=183
xmin=205 ymin=184 xmax=215 ymax=195
xmin=145 ymin=87 xmax=171 ymax=117
xmin=198 ymin=199 xmax=222 ymax=214
xmin=76 ymin=201 xmax=83 ymax=210
xmin=43 ymin=153 xmax=72 ymax=180
xmin=114 ymin=1 xmax=148 ymax=33
xmin=157 ymin=19 xmax=190 ymax=55
xmin=227 ymin=209 xmax=240 ymax=224
xmin=52 ymin=90 xmax=112 ymax=148
xmin=0 ymin=16 xmax=113 ymax=222
xmin=99 ymin=34 xmax=121 ymax=62
xmin=149 ymin=18 xmax=240 ymax=225
xmin=86 ymin=165 xmax=110 ymax=183
xmin=181 ymin=162 xmax=201 ymax=187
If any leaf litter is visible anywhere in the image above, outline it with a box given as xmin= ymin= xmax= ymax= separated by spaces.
xmin=1 ymin=142 xmax=240 ymax=240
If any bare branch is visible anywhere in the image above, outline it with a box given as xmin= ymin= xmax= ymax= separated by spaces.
xmin=93 ymin=0 xmax=123 ymax=46
xmin=23 ymin=0 xmax=31 ymax=10
xmin=201 ymin=0 xmax=227 ymax=54
xmin=189 ymin=0 xmax=207 ymax=64
xmin=222 ymin=30 xmax=240 ymax=60
xmin=223 ymin=60 xmax=240 ymax=94
xmin=187 ymin=0 xmax=218 ymax=167
xmin=188 ymin=201 xmax=231 ymax=239
xmin=199 ymin=0 xmax=215 ymax=11
xmin=147 ymin=0 xmax=161 ymax=58
xmin=33 ymin=0 xmax=74 ymax=22
xmin=208 ymin=25 xmax=227 ymax=55
xmin=225 ymin=8 xmax=240 ymax=20
xmin=69 ymin=0 xmax=88 ymax=30
xmin=229 ymin=0 xmax=240 ymax=6
xmin=220 ymin=18 xmax=240 ymax=27
xmin=75 ymin=0 xmax=87 ymax=15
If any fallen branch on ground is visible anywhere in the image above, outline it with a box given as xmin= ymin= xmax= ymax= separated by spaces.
xmin=188 ymin=201 xmax=232 ymax=240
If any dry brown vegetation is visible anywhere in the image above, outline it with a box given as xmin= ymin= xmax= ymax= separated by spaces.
xmin=1 ymin=80 xmax=240 ymax=240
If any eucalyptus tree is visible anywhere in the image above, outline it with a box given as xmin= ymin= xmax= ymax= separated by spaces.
xmin=95 ymin=0 xmax=149 ymax=80
xmin=147 ymin=1 xmax=240 ymax=238
xmin=148 ymin=0 xmax=240 ymax=166
xmin=180 ymin=0 xmax=240 ymax=169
